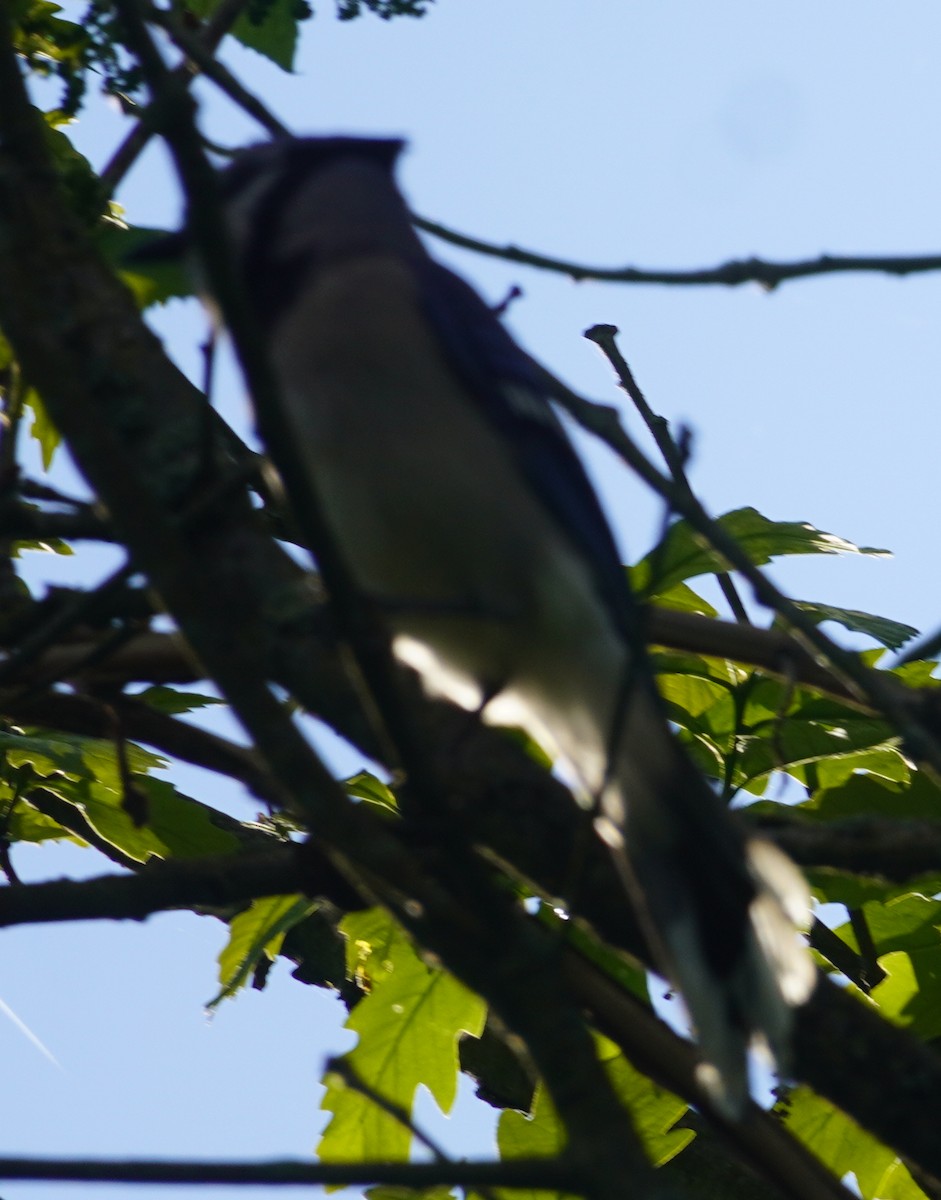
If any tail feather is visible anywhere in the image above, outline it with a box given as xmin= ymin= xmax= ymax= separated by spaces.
xmin=602 ymin=694 xmax=813 ymax=1116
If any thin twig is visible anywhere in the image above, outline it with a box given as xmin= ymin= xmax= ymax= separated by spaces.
xmin=145 ymin=5 xmax=289 ymax=139
xmin=585 ymin=323 xmax=750 ymax=624
xmin=0 ymin=561 xmax=134 ymax=689
xmin=415 ymin=217 xmax=941 ymax=290
xmin=536 ymin=353 xmax=941 ymax=777
xmin=99 ymin=0 xmax=256 ymax=194
xmin=0 ymin=1154 xmax=571 ymax=1190
xmin=848 ymin=908 xmax=887 ymax=989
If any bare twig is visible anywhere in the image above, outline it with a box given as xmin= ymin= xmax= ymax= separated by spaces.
xmin=537 ymin=349 xmax=941 ymax=776
xmin=0 ymin=1154 xmax=571 ymax=1190
xmin=144 ymin=5 xmax=289 ymax=139
xmin=100 ymin=0 xmax=256 ymax=194
xmin=415 ymin=218 xmax=941 ymax=290
xmin=585 ymin=323 xmax=750 ymax=624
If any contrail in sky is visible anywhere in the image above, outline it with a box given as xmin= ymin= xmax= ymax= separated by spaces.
xmin=0 ymin=995 xmax=61 ymax=1067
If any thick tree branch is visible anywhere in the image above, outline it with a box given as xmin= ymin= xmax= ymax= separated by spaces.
xmin=0 ymin=602 xmax=911 ymax=713
xmin=0 ymin=500 xmax=115 ymax=542
xmin=756 ymin=813 xmax=941 ymax=883
xmin=563 ymin=952 xmax=854 ymax=1200
xmin=0 ymin=847 xmax=300 ymax=924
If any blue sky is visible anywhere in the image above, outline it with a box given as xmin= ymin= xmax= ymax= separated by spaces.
xmin=6 ymin=3 xmax=941 ymax=1197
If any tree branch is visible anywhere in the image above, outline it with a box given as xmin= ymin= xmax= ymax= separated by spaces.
xmin=99 ymin=0 xmax=257 ymax=194
xmin=415 ymin=217 xmax=941 ymax=290
xmin=0 ymin=1154 xmax=572 ymax=1190
xmin=0 ymin=848 xmax=300 ymax=925
xmin=756 ymin=812 xmax=941 ymax=883
xmin=545 ymin=344 xmax=941 ymax=775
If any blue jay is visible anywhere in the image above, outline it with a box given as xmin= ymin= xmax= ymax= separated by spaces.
xmin=196 ymin=136 xmax=812 ymax=1113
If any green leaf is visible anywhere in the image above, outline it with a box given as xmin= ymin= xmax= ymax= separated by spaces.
xmin=632 ymin=507 xmax=888 ymax=598
xmin=780 ymin=1087 xmax=925 ymax=1200
xmin=320 ymin=909 xmax=485 ymax=1163
xmin=366 ymin=1189 xmax=455 ymax=1200
xmin=99 ymin=224 xmax=193 ymax=308
xmin=0 ymin=730 xmax=237 ymax=861
xmin=12 ymin=534 xmax=74 ymax=556
xmin=140 ymin=776 xmax=242 ymax=858
xmin=24 ymin=388 xmax=61 ymax=469
xmin=497 ymin=1086 xmax=571 ymax=1200
xmin=825 ymin=896 xmax=941 ymax=1035
xmin=0 ymin=728 xmax=163 ymax=780
xmin=599 ymin=1036 xmax=692 ymax=1166
xmin=836 ymin=895 xmax=941 ymax=959
xmin=652 ymin=651 xmax=742 ymax=717
xmin=187 ymin=0 xmax=311 ymax=70
xmin=497 ymin=1037 xmax=691 ymax=1200
xmin=806 ymin=773 xmax=941 ymax=824
xmin=636 ymin=578 xmax=717 ymax=617
xmin=210 ymin=894 xmax=314 ymax=1007
xmin=344 ymin=770 xmax=399 ymax=815
xmin=6 ymin=798 xmax=83 ymax=845
xmin=341 ymin=907 xmax=408 ymax=990
xmin=791 ymin=601 xmax=918 ymax=652
xmin=870 ymin=949 xmax=941 ymax=1040
xmin=731 ymin=701 xmax=899 ymax=793
xmin=12 ymin=1 xmax=89 ymax=116
xmin=134 ymin=685 xmax=223 ymax=715
xmin=55 ymin=774 xmax=237 ymax=862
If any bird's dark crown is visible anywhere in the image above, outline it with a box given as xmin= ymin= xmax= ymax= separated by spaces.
xmin=220 ymin=135 xmax=407 ymax=200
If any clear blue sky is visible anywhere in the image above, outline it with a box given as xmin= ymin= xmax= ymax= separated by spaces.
xmin=7 ymin=3 xmax=941 ymax=1198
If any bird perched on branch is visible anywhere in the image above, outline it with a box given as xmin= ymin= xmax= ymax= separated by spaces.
xmin=184 ymin=134 xmax=813 ymax=1114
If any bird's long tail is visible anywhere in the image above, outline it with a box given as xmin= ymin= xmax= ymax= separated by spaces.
xmin=598 ymin=690 xmax=814 ymax=1116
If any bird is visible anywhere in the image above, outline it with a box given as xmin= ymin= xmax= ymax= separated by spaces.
xmin=185 ymin=134 xmax=814 ymax=1115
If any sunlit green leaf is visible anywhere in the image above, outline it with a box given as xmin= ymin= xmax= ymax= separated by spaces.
xmin=6 ymin=799 xmax=83 ymax=845
xmin=780 ymin=1087 xmax=924 ymax=1200
xmin=187 ymin=0 xmax=311 ymax=70
xmin=870 ymin=949 xmax=941 ymax=1040
xmin=791 ymin=601 xmax=918 ymax=652
xmin=320 ymin=909 xmax=485 ymax=1163
xmin=633 ymin=507 xmax=888 ymax=598
xmin=24 ymin=388 xmax=60 ymax=469
xmin=344 ymin=770 xmax=399 ymax=815
xmin=0 ymin=730 xmax=237 ymax=861
xmin=497 ymin=1036 xmax=691 ymax=1200
xmin=635 ymin=577 xmax=718 ymax=616
xmin=210 ymin=894 xmax=314 ymax=1007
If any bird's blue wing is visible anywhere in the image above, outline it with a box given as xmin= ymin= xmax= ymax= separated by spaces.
xmin=417 ymin=260 xmax=635 ymax=633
